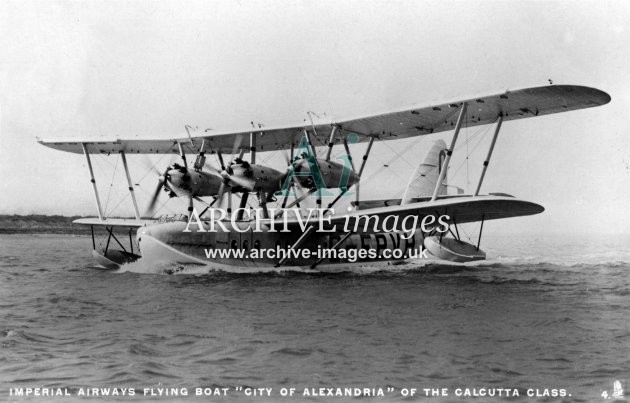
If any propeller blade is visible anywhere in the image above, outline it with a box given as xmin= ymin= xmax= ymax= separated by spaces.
xmin=226 ymin=134 xmax=245 ymax=166
xmin=236 ymin=192 xmax=249 ymax=220
xmin=231 ymin=134 xmax=244 ymax=156
xmin=145 ymin=167 xmax=170 ymax=216
xmin=227 ymin=174 xmax=252 ymax=190
xmin=217 ymin=151 xmax=226 ymax=171
xmin=204 ymin=161 xmax=223 ymax=176
xmin=177 ymin=142 xmax=188 ymax=169
xmin=282 ymin=150 xmax=291 ymax=166
xmin=194 ymin=195 xmax=216 ymax=207
xmin=187 ymin=196 xmax=194 ymax=218
xmin=294 ymin=180 xmax=307 ymax=198
xmin=145 ymin=180 xmax=163 ymax=216
xmin=216 ymin=182 xmax=226 ymax=206
xmin=140 ymin=156 xmax=163 ymax=176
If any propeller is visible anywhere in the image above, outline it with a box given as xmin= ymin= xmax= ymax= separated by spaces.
xmin=145 ymin=166 xmax=172 ymax=216
xmin=140 ymin=156 xmax=163 ymax=177
xmin=210 ymin=134 xmax=249 ymax=212
xmin=214 ymin=134 xmax=255 ymax=191
xmin=143 ymin=141 xmax=190 ymax=217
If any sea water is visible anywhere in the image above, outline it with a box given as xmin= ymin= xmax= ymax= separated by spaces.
xmin=1 ymin=233 xmax=629 ymax=402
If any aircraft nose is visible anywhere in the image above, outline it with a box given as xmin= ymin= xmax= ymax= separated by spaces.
xmin=166 ymin=169 xmax=179 ymax=180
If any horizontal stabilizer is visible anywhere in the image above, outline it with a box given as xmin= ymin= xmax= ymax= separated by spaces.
xmin=352 ymin=193 xmax=500 ymax=210
xmin=266 ymin=194 xmax=543 ymax=234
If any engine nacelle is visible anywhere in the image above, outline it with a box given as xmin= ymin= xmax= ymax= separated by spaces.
xmin=227 ymin=162 xmax=285 ymax=194
xmin=165 ymin=166 xmax=223 ymax=197
xmin=293 ymin=158 xmax=359 ymax=190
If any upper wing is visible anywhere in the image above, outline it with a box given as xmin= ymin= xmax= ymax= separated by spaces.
xmin=39 ymin=84 xmax=610 ymax=155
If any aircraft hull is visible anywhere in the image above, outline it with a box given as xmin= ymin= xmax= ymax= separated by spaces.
xmin=136 ymin=221 xmax=426 ymax=270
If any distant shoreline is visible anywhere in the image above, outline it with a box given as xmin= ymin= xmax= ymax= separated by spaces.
xmin=0 ymin=215 xmax=95 ymax=235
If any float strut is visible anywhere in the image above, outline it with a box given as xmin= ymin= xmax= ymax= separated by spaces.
xmin=276 ymin=225 xmax=316 ymax=267
xmin=106 ymin=226 xmax=127 ymax=252
xmin=104 ymin=227 xmax=112 ymax=254
xmin=431 ymin=103 xmax=467 ymax=202
xmin=81 ymin=143 xmax=104 ymax=220
xmin=120 ymin=151 xmax=141 ymax=220
xmin=477 ymin=214 xmax=485 ymax=250
xmin=474 ymin=115 xmax=503 ymax=196
xmin=453 ymin=217 xmax=461 ymax=241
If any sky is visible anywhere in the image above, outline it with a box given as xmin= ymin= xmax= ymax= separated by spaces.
xmin=0 ymin=0 xmax=629 ymax=235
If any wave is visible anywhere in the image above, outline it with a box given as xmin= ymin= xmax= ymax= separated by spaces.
xmin=110 ymin=255 xmax=630 ymax=278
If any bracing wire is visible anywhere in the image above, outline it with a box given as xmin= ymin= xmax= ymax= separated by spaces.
xmin=466 ymin=107 xmax=470 ymax=192
xmin=103 ymin=155 xmax=120 ymax=216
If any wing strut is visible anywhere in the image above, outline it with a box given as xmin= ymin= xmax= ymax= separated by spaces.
xmin=358 ymin=136 xmax=375 ymax=177
xmin=325 ymin=125 xmax=338 ymax=161
xmin=249 ymin=129 xmax=257 ymax=164
xmin=354 ymin=136 xmax=375 ymax=210
xmin=474 ymin=115 xmax=503 ymax=196
xmin=81 ymin=143 xmax=104 ymax=220
xmin=342 ymin=137 xmax=356 ymax=173
xmin=431 ymin=103 xmax=468 ymax=202
xmin=120 ymin=151 xmax=141 ymax=220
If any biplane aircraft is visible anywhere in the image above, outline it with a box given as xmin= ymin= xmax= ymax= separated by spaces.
xmin=39 ymin=84 xmax=610 ymax=271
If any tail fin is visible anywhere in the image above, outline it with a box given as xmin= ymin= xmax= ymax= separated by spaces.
xmin=401 ymin=139 xmax=447 ymax=205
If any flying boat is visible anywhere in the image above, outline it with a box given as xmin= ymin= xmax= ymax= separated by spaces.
xmin=38 ymin=84 xmax=611 ymax=271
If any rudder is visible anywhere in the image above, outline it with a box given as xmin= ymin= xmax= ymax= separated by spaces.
xmin=400 ymin=139 xmax=447 ymax=205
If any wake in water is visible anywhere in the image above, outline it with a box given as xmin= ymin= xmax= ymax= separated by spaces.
xmin=113 ymin=247 xmax=630 ymax=276
xmin=116 ymin=259 xmax=323 ymax=275
xmin=116 ymin=258 xmax=423 ymax=276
